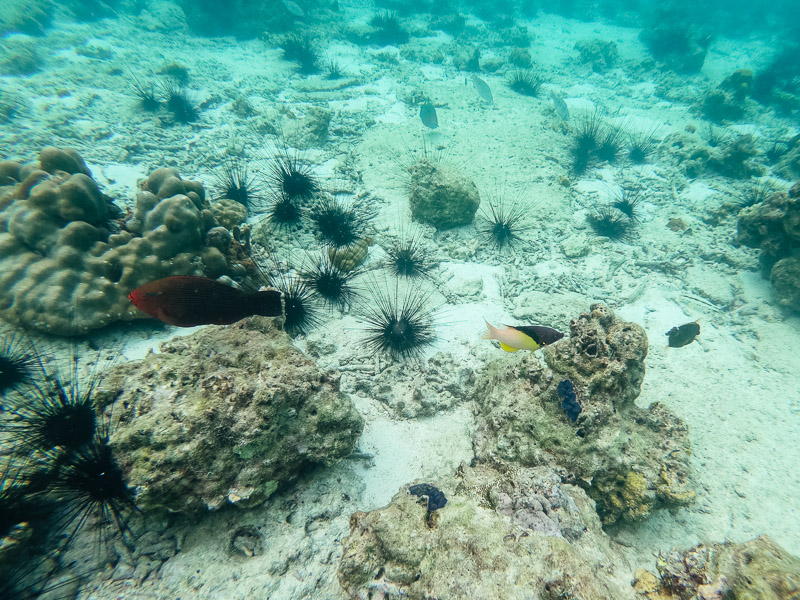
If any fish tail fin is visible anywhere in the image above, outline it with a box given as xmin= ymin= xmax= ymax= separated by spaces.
xmin=251 ymin=289 xmax=284 ymax=317
xmin=482 ymin=320 xmax=498 ymax=340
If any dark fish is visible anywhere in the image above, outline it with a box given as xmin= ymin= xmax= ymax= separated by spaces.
xmin=557 ymin=379 xmax=581 ymax=422
xmin=471 ymin=74 xmax=493 ymax=104
xmin=511 ymin=325 xmax=565 ymax=346
xmin=128 ymin=276 xmax=282 ymax=327
xmin=665 ymin=321 xmax=700 ymax=348
xmin=419 ymin=103 xmax=438 ymax=129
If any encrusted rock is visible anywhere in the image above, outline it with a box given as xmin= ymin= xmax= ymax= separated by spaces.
xmin=97 ymin=317 xmax=363 ymax=513
xmin=338 ymin=463 xmax=640 ymax=600
xmin=472 ymin=303 xmax=694 ymax=525
xmin=407 ymin=159 xmax=480 ymax=230
xmin=636 ymin=535 xmax=800 ymax=600
xmin=737 ymin=181 xmax=800 ymax=310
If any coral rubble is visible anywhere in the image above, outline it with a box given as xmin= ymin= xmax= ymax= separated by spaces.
xmin=635 ymin=535 xmax=800 ymax=600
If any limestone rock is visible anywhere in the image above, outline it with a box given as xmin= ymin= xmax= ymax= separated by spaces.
xmin=97 ymin=317 xmax=363 ymax=513
xmin=408 ymin=159 xmax=480 ymax=230
xmin=472 ymin=303 xmax=694 ymax=524
xmin=338 ymin=463 xmax=640 ymax=600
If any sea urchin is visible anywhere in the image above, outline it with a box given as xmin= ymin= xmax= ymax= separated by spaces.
xmin=361 ymin=281 xmax=437 ymax=360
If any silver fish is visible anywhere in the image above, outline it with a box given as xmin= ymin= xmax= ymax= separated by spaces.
xmin=471 ymin=75 xmax=493 ymax=104
xmin=549 ymin=91 xmax=569 ymax=121
xmin=281 ymin=0 xmax=305 ymax=17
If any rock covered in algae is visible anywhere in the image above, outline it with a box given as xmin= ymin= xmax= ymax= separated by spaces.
xmin=407 ymin=158 xmax=480 ymax=230
xmin=338 ymin=463 xmax=640 ymax=600
xmin=737 ymin=180 xmax=800 ymax=311
xmin=97 ymin=317 xmax=363 ymax=513
xmin=634 ymin=535 xmax=800 ymax=600
xmin=472 ymin=303 xmax=694 ymax=525
xmin=0 ymin=149 xmax=247 ymax=335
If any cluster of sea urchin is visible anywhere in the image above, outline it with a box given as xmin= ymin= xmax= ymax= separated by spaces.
xmin=0 ymin=340 xmax=136 ymax=593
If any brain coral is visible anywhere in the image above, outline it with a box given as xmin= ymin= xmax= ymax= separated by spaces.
xmin=0 ymin=148 xmax=245 ymax=335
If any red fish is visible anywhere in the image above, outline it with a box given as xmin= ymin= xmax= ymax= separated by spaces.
xmin=128 ymin=276 xmax=282 ymax=327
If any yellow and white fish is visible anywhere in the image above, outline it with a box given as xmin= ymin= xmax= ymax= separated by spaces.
xmin=483 ymin=320 xmax=565 ymax=352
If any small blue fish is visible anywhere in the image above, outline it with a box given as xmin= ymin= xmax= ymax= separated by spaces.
xmin=471 ymin=75 xmax=493 ymax=104
xmin=419 ymin=103 xmax=438 ymax=129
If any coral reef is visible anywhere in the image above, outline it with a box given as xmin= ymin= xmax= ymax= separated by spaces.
xmin=210 ymin=198 xmax=248 ymax=230
xmin=634 ymin=535 xmax=800 ymax=600
xmin=0 ymin=149 xmax=250 ymax=335
xmin=698 ymin=89 xmax=745 ymax=123
xmin=338 ymin=463 xmax=640 ymax=600
xmin=472 ymin=304 xmax=694 ymax=524
xmin=574 ymin=39 xmax=619 ymax=72
xmin=639 ymin=22 xmax=708 ymax=73
xmin=407 ymin=159 xmax=481 ymax=230
xmin=737 ymin=180 xmax=800 ymax=310
xmin=95 ymin=317 xmax=363 ymax=513
xmin=708 ymin=135 xmax=764 ymax=179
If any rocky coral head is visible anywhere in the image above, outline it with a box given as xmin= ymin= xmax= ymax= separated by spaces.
xmin=0 ymin=148 xmax=251 ymax=335
xmin=544 ymin=303 xmax=648 ymax=408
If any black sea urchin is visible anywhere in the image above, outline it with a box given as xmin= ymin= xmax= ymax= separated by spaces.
xmin=596 ymin=123 xmax=627 ymax=164
xmin=308 ymin=192 xmax=376 ymax=248
xmin=213 ymin=159 xmax=262 ymax=211
xmin=265 ymin=192 xmax=303 ymax=230
xmin=0 ymin=334 xmax=42 ymax=398
xmin=3 ymin=357 xmax=98 ymax=455
xmin=130 ymin=74 xmax=160 ymax=112
xmin=281 ymin=34 xmax=320 ymax=74
xmin=612 ymin=187 xmax=645 ymax=223
xmin=627 ymin=126 xmax=660 ymax=163
xmin=571 ymin=109 xmax=603 ymax=173
xmin=369 ymin=11 xmax=409 ymax=45
xmin=162 ymin=79 xmax=198 ymax=124
xmin=325 ymin=55 xmax=344 ymax=80
xmin=51 ymin=436 xmax=135 ymax=552
xmin=478 ymin=196 xmax=534 ymax=250
xmin=506 ymin=69 xmax=543 ymax=96
xmin=302 ymin=252 xmax=361 ymax=311
xmin=264 ymin=147 xmax=319 ymax=201
xmin=384 ymin=227 xmax=434 ymax=279
xmin=270 ymin=270 xmax=320 ymax=336
xmin=361 ymin=281 xmax=437 ymax=361
xmin=587 ymin=204 xmax=633 ymax=241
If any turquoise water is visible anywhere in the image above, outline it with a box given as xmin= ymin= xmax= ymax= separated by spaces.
xmin=1 ymin=1 xmax=799 ymax=598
